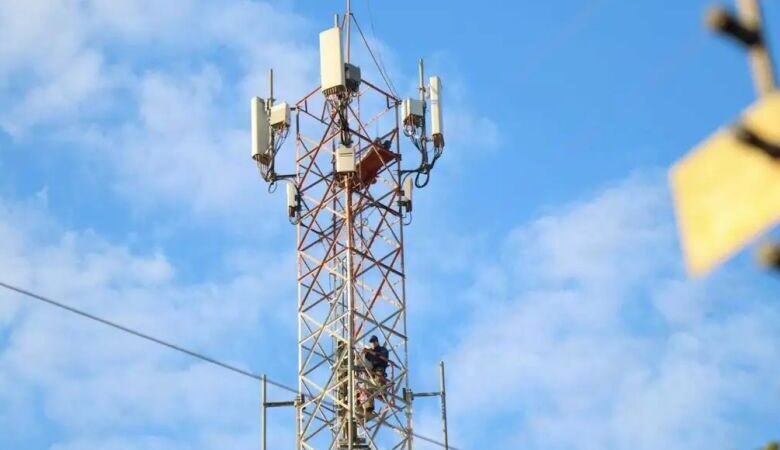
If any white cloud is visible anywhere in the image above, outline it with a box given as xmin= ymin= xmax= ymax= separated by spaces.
xmin=445 ymin=173 xmax=780 ymax=450
xmin=0 ymin=0 xmax=499 ymax=224
xmin=50 ymin=436 xmax=192 ymax=450
xmin=0 ymin=193 xmax=297 ymax=448
xmin=0 ymin=1 xmax=506 ymax=448
xmin=0 ymin=0 xmax=315 ymax=221
xmin=0 ymin=0 xmax=103 ymax=135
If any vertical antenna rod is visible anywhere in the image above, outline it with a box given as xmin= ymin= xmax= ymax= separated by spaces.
xmin=346 ymin=0 xmax=352 ymax=63
xmin=346 ymin=175 xmax=356 ymax=449
xmin=268 ymin=69 xmax=275 ymax=107
xmin=418 ymin=59 xmax=425 ymax=101
xmin=439 ymin=361 xmax=450 ymax=450
xmin=262 ymin=375 xmax=268 ymax=450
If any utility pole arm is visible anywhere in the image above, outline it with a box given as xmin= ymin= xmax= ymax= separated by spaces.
xmin=737 ymin=0 xmax=776 ymax=95
xmin=707 ymin=0 xmax=776 ymax=96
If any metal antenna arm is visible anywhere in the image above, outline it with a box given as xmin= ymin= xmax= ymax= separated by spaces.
xmin=406 ymin=361 xmax=450 ymax=449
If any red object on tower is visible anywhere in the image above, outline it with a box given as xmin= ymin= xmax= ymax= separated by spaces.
xmin=357 ymin=140 xmax=398 ymax=185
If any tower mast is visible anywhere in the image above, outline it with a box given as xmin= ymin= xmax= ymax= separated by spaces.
xmin=250 ymin=2 xmax=448 ymax=448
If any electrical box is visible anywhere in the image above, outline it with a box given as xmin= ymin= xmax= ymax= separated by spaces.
xmin=287 ymin=183 xmax=298 ymax=218
xmin=402 ymin=98 xmax=425 ymax=127
xmin=429 ymin=76 xmax=444 ymax=147
xmin=336 ymin=145 xmax=356 ymax=173
xmin=345 ymin=63 xmax=361 ymax=93
xmin=401 ymin=176 xmax=413 ymax=212
xmin=320 ymin=27 xmax=346 ymax=96
xmin=251 ymin=97 xmax=270 ymax=164
xmin=270 ymin=102 xmax=291 ymax=130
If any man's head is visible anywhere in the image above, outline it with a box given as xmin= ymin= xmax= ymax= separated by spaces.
xmin=369 ymin=335 xmax=379 ymax=348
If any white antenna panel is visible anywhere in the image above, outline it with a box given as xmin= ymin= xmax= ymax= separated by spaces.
xmin=403 ymin=176 xmax=413 ymax=212
xmin=251 ymin=97 xmax=270 ymax=162
xmin=429 ymin=76 xmax=444 ymax=147
xmin=319 ymin=27 xmax=346 ymax=95
xmin=287 ymin=183 xmax=297 ymax=217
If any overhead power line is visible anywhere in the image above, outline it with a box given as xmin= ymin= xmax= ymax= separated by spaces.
xmin=413 ymin=431 xmax=460 ymax=450
xmin=0 ymin=280 xmax=295 ymax=394
xmin=0 ymin=281 xmax=457 ymax=450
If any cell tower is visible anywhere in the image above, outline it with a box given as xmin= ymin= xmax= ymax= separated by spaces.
xmin=250 ymin=2 xmax=448 ymax=449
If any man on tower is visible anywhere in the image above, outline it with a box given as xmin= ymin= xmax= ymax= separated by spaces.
xmin=358 ymin=335 xmax=389 ymax=420
xmin=362 ymin=335 xmax=389 ymax=379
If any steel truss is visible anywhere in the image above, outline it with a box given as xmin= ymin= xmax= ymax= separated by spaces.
xmin=294 ymin=77 xmax=412 ymax=450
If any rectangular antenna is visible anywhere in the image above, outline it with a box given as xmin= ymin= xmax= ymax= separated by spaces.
xmin=403 ymin=176 xmax=413 ymax=212
xmin=251 ymin=97 xmax=270 ymax=163
xmin=287 ymin=183 xmax=297 ymax=218
xmin=320 ymin=27 xmax=346 ymax=95
xmin=430 ymin=76 xmax=444 ymax=147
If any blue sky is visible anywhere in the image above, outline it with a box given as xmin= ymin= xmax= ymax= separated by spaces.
xmin=1 ymin=0 xmax=780 ymax=449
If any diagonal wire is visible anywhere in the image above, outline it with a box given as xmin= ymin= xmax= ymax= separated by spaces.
xmin=0 ymin=281 xmax=457 ymax=449
xmin=351 ymin=13 xmax=399 ymax=99
xmin=365 ymin=0 xmax=399 ymax=98
xmin=0 ymin=280 xmax=296 ymax=394
xmin=414 ymin=431 xmax=461 ymax=450
xmin=353 ymin=0 xmax=611 ymax=103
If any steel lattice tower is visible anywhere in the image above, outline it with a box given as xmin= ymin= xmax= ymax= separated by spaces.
xmin=294 ymin=78 xmax=409 ymax=449
xmin=251 ymin=3 xmax=446 ymax=448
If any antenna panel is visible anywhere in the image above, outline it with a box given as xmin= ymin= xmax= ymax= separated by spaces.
xmin=429 ymin=76 xmax=444 ymax=147
xmin=402 ymin=176 xmax=413 ymax=211
xmin=251 ymin=97 xmax=270 ymax=163
xmin=320 ymin=27 xmax=346 ymax=95
xmin=287 ymin=183 xmax=297 ymax=217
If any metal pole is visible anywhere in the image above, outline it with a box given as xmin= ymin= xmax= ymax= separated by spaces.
xmin=736 ymin=0 xmax=776 ymax=96
xmin=295 ymin=395 xmax=302 ymax=450
xmin=262 ymin=375 xmax=267 ymax=450
xmin=346 ymin=0 xmax=351 ymax=63
xmin=296 ymin=154 xmax=303 ymax=450
xmin=439 ymin=361 xmax=450 ymax=450
xmin=736 ymin=0 xmax=780 ymax=269
xmin=418 ymin=59 xmax=425 ymax=102
xmin=346 ymin=175 xmax=356 ymax=450
xmin=268 ymin=69 xmax=274 ymax=106
xmin=267 ymin=69 xmax=275 ymax=177
xmin=396 ymin=98 xmax=414 ymax=450
xmin=418 ymin=59 xmax=427 ymax=143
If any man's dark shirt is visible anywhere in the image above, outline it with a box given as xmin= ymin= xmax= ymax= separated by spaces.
xmin=366 ymin=345 xmax=389 ymax=371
